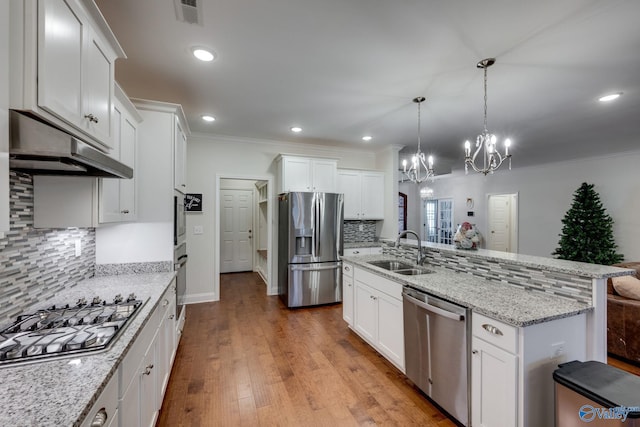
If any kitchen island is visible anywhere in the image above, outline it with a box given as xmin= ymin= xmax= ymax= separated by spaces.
xmin=0 ymin=272 xmax=176 ymax=427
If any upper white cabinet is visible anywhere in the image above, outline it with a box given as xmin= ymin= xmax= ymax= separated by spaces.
xmin=133 ymin=99 xmax=190 ymax=222
xmin=99 ymin=84 xmax=141 ymax=223
xmin=1 ymin=1 xmax=9 ymax=235
xmin=337 ymin=169 xmax=384 ymax=220
xmin=277 ymin=155 xmax=337 ymax=193
xmin=9 ymin=0 xmax=125 ymax=150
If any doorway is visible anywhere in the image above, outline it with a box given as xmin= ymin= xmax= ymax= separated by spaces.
xmin=220 ymin=189 xmax=253 ymax=273
xmin=486 ymin=193 xmax=518 ymax=253
xmin=215 ymin=175 xmax=274 ymax=300
xmin=422 ymin=198 xmax=454 ymax=244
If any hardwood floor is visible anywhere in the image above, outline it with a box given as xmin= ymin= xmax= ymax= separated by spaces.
xmin=157 ymin=272 xmax=455 ymax=427
xmin=157 ymin=272 xmax=640 ymax=426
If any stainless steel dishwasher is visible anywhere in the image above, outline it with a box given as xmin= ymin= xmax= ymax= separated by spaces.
xmin=403 ymin=286 xmax=471 ymax=427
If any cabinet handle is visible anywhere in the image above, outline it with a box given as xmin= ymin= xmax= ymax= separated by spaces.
xmin=121 ymin=209 xmax=129 ymax=214
xmin=344 ymin=266 xmax=350 ymax=272
xmin=163 ymin=299 xmax=169 ymax=307
xmin=472 ymin=350 xmax=478 ymax=355
xmin=169 ymin=314 xmax=175 ymax=320
xmin=90 ymin=408 xmax=108 ymax=427
xmin=143 ymin=364 xmax=154 ymax=375
xmin=482 ymin=324 xmax=504 ymax=336
xmin=84 ymin=113 xmax=99 ymax=124
xmin=347 ymin=283 xmax=351 ymax=287
xmin=353 ymin=251 xmax=360 ymax=254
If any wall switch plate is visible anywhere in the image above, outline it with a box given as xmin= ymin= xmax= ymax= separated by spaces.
xmin=194 ymin=225 xmax=204 ymax=235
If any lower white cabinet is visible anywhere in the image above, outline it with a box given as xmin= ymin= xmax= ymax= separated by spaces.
xmin=342 ymin=263 xmax=354 ymax=327
xmin=343 ymin=247 xmax=383 ymax=256
xmin=351 ymin=267 xmax=404 ymax=372
xmin=471 ymin=311 xmax=587 ymax=427
xmin=118 ymin=281 xmax=177 ymax=427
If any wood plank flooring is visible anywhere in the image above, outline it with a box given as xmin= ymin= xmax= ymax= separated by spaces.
xmin=157 ymin=272 xmax=640 ymax=426
xmin=157 ymin=272 xmax=454 ymax=427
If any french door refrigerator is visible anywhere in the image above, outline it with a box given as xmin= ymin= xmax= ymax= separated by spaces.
xmin=278 ymin=192 xmax=344 ymax=308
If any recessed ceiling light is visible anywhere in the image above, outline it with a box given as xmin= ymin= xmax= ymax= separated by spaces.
xmin=192 ymin=47 xmax=215 ymax=62
xmin=290 ymin=126 xmax=302 ymax=133
xmin=201 ymin=115 xmax=216 ymax=122
xmin=599 ymin=92 xmax=622 ymax=102
xmin=362 ymin=135 xmax=373 ymax=142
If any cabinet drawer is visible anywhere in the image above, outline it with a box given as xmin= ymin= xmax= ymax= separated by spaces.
xmin=354 ymin=267 xmax=402 ymax=300
xmin=472 ymin=312 xmax=518 ymax=354
xmin=342 ymin=262 xmax=354 ymax=278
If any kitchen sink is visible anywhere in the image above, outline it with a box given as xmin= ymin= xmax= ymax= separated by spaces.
xmin=367 ymin=260 xmax=434 ymax=275
xmin=393 ymin=268 xmax=434 ymax=275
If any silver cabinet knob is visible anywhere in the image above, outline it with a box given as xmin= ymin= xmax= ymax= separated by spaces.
xmin=482 ymin=324 xmax=504 ymax=336
xmin=143 ymin=364 xmax=154 ymax=375
xmin=90 ymin=408 xmax=108 ymax=427
xmin=84 ymin=114 xmax=99 ymax=123
xmin=163 ymin=299 xmax=169 ymax=307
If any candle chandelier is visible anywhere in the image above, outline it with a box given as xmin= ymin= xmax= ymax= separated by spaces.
xmin=464 ymin=58 xmax=512 ymax=175
xmin=402 ymin=97 xmax=435 ymax=183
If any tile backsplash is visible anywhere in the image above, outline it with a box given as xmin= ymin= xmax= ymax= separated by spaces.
xmin=0 ymin=172 xmax=95 ymax=325
xmin=344 ymin=220 xmax=377 ymax=243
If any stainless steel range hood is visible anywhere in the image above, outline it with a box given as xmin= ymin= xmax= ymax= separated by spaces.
xmin=9 ymin=110 xmax=133 ymax=179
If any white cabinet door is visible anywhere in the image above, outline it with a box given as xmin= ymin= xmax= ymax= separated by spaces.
xmin=376 ymin=291 xmax=404 ymax=369
xmin=281 ymin=157 xmax=311 ymax=192
xmin=361 ymin=172 xmax=384 ymax=219
xmin=471 ymin=336 xmax=518 ymax=427
xmin=174 ymin=118 xmax=187 ymax=193
xmin=354 ymin=281 xmax=377 ymax=343
xmin=343 ymin=275 xmax=354 ymax=326
xmin=37 ymin=0 xmax=83 ymax=126
xmin=82 ymin=29 xmax=113 ymax=143
xmin=337 ymin=170 xmax=361 ymax=219
xmin=120 ymin=365 xmax=141 ymax=427
xmin=119 ymin=116 xmax=137 ymax=219
xmin=311 ymin=159 xmax=337 ymax=192
xmin=140 ymin=337 xmax=159 ymax=427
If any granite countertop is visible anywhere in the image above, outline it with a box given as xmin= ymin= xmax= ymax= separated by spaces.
xmin=344 ymin=241 xmax=382 ymax=249
xmin=342 ymin=254 xmax=593 ymax=327
xmin=0 ymin=272 xmax=176 ymax=427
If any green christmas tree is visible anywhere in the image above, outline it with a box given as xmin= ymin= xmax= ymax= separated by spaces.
xmin=552 ymin=182 xmax=623 ymax=264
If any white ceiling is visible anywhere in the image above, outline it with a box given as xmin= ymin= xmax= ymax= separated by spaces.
xmin=95 ymin=0 xmax=640 ymax=172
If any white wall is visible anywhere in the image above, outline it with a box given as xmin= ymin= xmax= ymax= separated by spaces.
xmin=426 ymin=149 xmax=640 ymax=260
xmin=187 ymin=134 xmax=381 ymax=301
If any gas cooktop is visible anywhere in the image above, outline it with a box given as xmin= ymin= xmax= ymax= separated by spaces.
xmin=0 ymin=294 xmax=144 ymax=367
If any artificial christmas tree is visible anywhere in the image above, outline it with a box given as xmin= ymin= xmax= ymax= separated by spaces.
xmin=552 ymin=182 xmax=623 ymax=264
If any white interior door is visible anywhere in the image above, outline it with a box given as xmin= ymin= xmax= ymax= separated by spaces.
xmin=220 ymin=189 xmax=253 ymax=273
xmin=487 ymin=194 xmax=518 ymax=252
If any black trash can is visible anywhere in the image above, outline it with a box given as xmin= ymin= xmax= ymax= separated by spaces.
xmin=553 ymin=360 xmax=640 ymax=426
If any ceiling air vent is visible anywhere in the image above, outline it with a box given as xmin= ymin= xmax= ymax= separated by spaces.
xmin=174 ymin=0 xmax=203 ymax=25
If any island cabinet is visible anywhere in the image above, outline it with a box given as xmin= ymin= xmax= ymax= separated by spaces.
xmin=471 ymin=311 xmax=587 ymax=427
xmin=119 ymin=282 xmax=177 ymax=427
xmin=9 ymin=0 xmax=125 ymax=151
xmin=352 ymin=266 xmax=404 ymax=372
xmin=277 ymin=155 xmax=337 ymax=193
xmin=99 ymin=83 xmax=141 ymax=223
xmin=337 ymin=169 xmax=385 ymax=220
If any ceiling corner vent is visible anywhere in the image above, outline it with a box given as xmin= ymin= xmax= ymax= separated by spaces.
xmin=174 ymin=0 xmax=203 ymax=25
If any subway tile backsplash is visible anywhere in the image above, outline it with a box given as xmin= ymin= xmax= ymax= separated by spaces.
xmin=0 ymin=172 xmax=95 ymax=326
xmin=344 ymin=220 xmax=377 ymax=243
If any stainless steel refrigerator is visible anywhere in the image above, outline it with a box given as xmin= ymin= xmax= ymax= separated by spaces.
xmin=278 ymin=192 xmax=344 ymax=308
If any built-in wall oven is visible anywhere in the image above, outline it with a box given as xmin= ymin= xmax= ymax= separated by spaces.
xmin=174 ymin=192 xmax=186 ymax=246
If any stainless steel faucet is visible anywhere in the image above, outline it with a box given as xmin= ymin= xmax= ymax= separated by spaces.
xmin=395 ymin=230 xmax=426 ymax=265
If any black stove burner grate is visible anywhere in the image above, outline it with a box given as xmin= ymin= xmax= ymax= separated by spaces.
xmin=0 ymin=295 xmax=144 ymax=366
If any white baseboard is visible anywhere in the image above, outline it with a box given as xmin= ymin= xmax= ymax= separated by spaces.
xmin=183 ymin=292 xmax=218 ymax=304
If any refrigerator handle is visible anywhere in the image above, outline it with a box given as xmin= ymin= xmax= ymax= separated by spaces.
xmin=290 ymin=263 xmax=341 ymax=272
xmin=315 ymin=197 xmax=321 ymax=257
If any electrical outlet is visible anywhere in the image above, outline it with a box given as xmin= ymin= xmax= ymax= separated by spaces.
xmin=550 ymin=342 xmax=565 ymax=359
xmin=194 ymin=225 xmax=204 ymax=235
xmin=74 ymin=239 xmax=81 ymax=257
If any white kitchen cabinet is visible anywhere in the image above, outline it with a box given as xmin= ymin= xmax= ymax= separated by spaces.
xmin=10 ymin=0 xmax=125 ymax=150
xmin=99 ymin=84 xmax=141 ymax=223
xmin=342 ymin=263 xmax=354 ymax=326
xmin=81 ymin=372 xmax=119 ymax=427
xmin=343 ymin=247 xmax=383 ymax=256
xmin=133 ymin=99 xmax=190 ymax=222
xmin=277 ymin=155 xmax=337 ymax=193
xmin=471 ymin=311 xmax=587 ymax=427
xmin=352 ymin=267 xmax=404 ymax=371
xmin=119 ymin=282 xmax=177 ymax=427
xmin=337 ymin=169 xmax=384 ymax=220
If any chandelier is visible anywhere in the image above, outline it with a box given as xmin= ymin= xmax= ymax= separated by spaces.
xmin=464 ymin=58 xmax=512 ymax=175
xmin=402 ymin=97 xmax=435 ymax=183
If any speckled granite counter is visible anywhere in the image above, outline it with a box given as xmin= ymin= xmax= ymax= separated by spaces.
xmin=344 ymin=241 xmax=382 ymax=249
xmin=342 ymin=254 xmax=592 ymax=327
xmin=0 ymin=272 xmax=175 ymax=427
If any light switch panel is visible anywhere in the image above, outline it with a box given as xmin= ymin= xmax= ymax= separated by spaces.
xmin=194 ymin=225 xmax=204 ymax=235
